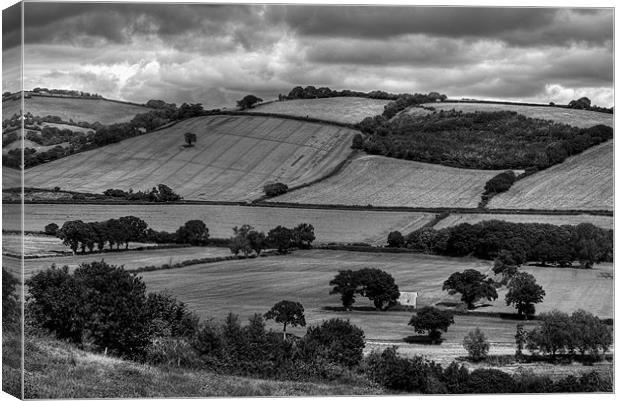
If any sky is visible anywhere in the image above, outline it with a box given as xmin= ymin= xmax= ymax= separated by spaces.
xmin=1 ymin=2 xmax=614 ymax=108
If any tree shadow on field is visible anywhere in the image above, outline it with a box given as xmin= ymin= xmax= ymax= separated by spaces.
xmin=403 ymin=335 xmax=444 ymax=345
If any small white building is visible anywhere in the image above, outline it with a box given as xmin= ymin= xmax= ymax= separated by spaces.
xmin=398 ymin=291 xmax=418 ymax=308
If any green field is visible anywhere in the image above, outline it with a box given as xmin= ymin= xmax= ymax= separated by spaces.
xmin=406 ymin=102 xmax=613 ymax=128
xmin=2 ymin=96 xmax=151 ymax=125
xmin=272 ymin=154 xmax=505 ymax=208
xmin=253 ymin=97 xmax=390 ymax=124
xmin=4 ymin=203 xmax=435 ymax=245
xmin=2 ymin=167 xmax=20 ymax=188
xmin=489 ymin=141 xmax=613 ymax=211
xmin=22 ymin=115 xmax=357 ymax=201
xmin=434 ymin=213 xmax=614 ymax=230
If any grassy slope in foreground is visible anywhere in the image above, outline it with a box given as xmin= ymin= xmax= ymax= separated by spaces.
xmin=434 ymin=213 xmax=614 ymax=230
xmin=489 ymin=141 xmax=613 ymax=211
xmin=3 ymin=96 xmax=151 ymax=125
xmin=252 ymin=97 xmax=390 ymax=124
xmin=406 ymin=102 xmax=613 ymax=128
xmin=21 ymin=335 xmax=382 ymax=398
xmin=23 ymin=115 xmax=357 ymax=201
xmin=270 ymin=154 xmax=505 ymax=208
xmin=5 ymin=203 xmax=435 ymax=245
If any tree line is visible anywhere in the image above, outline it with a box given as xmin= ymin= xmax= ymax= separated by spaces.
xmin=280 ymin=86 xmax=448 ymax=106
xmin=103 ymin=184 xmax=182 ymax=202
xmin=400 ymin=220 xmax=612 ymax=268
xmin=356 ymin=109 xmax=613 ymax=170
xmin=229 ymin=223 xmax=315 ymax=255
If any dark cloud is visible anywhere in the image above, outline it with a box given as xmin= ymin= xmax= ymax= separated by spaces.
xmin=2 ymin=2 xmax=21 ymax=50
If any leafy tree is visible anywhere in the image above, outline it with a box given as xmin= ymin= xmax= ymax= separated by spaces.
xmin=155 ymin=184 xmax=182 ymax=201
xmin=119 ymin=215 xmax=148 ymax=248
xmin=105 ymin=218 xmax=128 ymax=250
xmin=387 ymin=231 xmax=405 ymax=248
xmin=329 ymin=270 xmax=359 ymax=310
xmin=292 ymin=223 xmax=315 ymax=249
xmin=229 ymin=225 xmax=254 ymax=256
xmin=176 ymin=220 xmax=209 ymax=245
xmin=442 ymin=269 xmax=498 ymax=309
xmin=2 ymin=269 xmax=20 ymax=328
xmin=515 ymin=324 xmax=527 ymax=359
xmin=467 ymin=368 xmax=515 ymax=393
xmin=569 ymin=310 xmax=612 ymax=358
xmin=237 ymin=94 xmax=263 ymax=110
xmin=568 ymin=97 xmax=591 ymax=109
xmin=300 ymin=318 xmax=365 ymax=367
xmin=267 ymin=225 xmax=293 ymax=253
xmin=351 ymin=134 xmax=364 ymax=149
xmin=572 ymin=223 xmax=608 ymax=268
xmin=356 ymin=268 xmax=400 ymax=310
xmin=246 ymin=230 xmax=266 ymax=255
xmin=264 ymin=300 xmax=306 ymax=340
xmin=44 ymin=223 xmax=59 ymax=235
xmin=144 ymin=291 xmax=199 ymax=338
xmin=408 ymin=306 xmax=454 ymax=343
xmin=505 ymin=272 xmax=545 ymax=319
xmin=484 ymin=170 xmax=516 ymax=194
xmin=463 ymin=328 xmax=490 ymax=361
xmin=526 ymin=310 xmax=573 ymax=358
xmin=184 ymin=132 xmax=197 ymax=147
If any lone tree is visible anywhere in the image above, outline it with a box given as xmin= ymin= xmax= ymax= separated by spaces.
xmin=264 ymin=300 xmax=306 ymax=340
xmin=505 ymin=272 xmax=545 ymax=319
xmin=184 ymin=132 xmax=197 ymax=147
xmin=329 ymin=270 xmax=359 ymax=310
xmin=44 ymin=223 xmax=59 ymax=235
xmin=387 ymin=231 xmax=405 ymax=248
xmin=408 ymin=306 xmax=454 ymax=344
xmin=463 ymin=327 xmax=490 ymax=361
xmin=176 ymin=220 xmax=209 ymax=246
xmin=237 ymin=94 xmax=263 ymax=110
xmin=442 ymin=269 xmax=498 ymax=309
xmin=263 ymin=182 xmax=288 ymax=197
xmin=356 ymin=268 xmax=400 ymax=310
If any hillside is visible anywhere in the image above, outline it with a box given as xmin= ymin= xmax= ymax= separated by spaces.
xmin=433 ymin=213 xmax=614 ymax=230
xmin=2 ymin=166 xmax=20 ymax=188
xmin=2 ymin=96 xmax=151 ymax=125
xmin=270 ymin=154 xmax=504 ymax=208
xmin=489 ymin=141 xmax=613 ymax=211
xmin=405 ymin=102 xmax=613 ymax=128
xmin=252 ymin=97 xmax=390 ymax=124
xmin=22 ymin=115 xmax=357 ymax=201
xmin=19 ymin=334 xmax=382 ymax=398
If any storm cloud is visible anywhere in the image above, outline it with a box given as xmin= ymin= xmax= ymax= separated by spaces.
xmin=2 ymin=3 xmax=613 ymax=108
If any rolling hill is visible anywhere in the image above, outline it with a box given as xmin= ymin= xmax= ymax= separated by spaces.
xmin=488 ymin=140 xmax=613 ymax=211
xmin=270 ymin=154 xmax=505 ymax=208
xmin=2 ymin=166 xmax=20 ymax=189
xmin=2 ymin=95 xmax=152 ymax=125
xmin=433 ymin=213 xmax=614 ymax=230
xmin=252 ymin=97 xmax=390 ymax=124
xmin=405 ymin=101 xmax=613 ymax=128
xmin=22 ymin=115 xmax=358 ymax=201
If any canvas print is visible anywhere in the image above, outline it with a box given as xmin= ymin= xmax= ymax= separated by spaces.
xmin=1 ymin=1 xmax=615 ymax=398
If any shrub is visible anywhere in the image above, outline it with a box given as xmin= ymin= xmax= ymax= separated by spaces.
xmin=466 ymin=368 xmax=515 ymax=393
xmin=484 ymin=170 xmax=517 ymax=194
xmin=387 ymin=231 xmax=405 ymax=247
xmin=263 ymin=182 xmax=288 ymax=197
xmin=351 ymin=133 xmax=364 ymax=149
xmin=44 ymin=223 xmax=59 ymax=235
xmin=2 ymin=268 xmax=20 ymax=328
xmin=145 ymin=337 xmax=201 ymax=368
xmin=463 ymin=328 xmax=490 ymax=361
xmin=299 ymin=318 xmax=365 ymax=368
xmin=364 ymin=346 xmax=436 ymax=393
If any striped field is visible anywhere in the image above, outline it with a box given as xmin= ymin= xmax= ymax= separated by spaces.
xmin=433 ymin=213 xmax=614 ymax=230
xmin=4 ymin=203 xmax=435 ymax=246
xmin=489 ymin=141 xmax=613 ymax=211
xmin=406 ymin=102 xmax=613 ymax=128
xmin=252 ymin=97 xmax=390 ymax=124
xmin=23 ymin=115 xmax=358 ymax=201
xmin=271 ymin=154 xmax=504 ymax=208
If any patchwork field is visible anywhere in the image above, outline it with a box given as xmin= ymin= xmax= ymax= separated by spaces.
xmin=434 ymin=213 xmax=614 ymax=230
xmin=406 ymin=102 xmax=614 ymax=128
xmin=138 ymin=249 xmax=613 ymax=360
xmin=252 ymin=97 xmax=390 ymax=124
xmin=2 ymin=96 xmax=151 ymax=125
xmin=22 ymin=115 xmax=357 ymax=201
xmin=4 ymin=203 xmax=435 ymax=245
xmin=2 ymin=167 xmax=20 ymax=188
xmin=3 ymin=138 xmax=67 ymax=155
xmin=271 ymin=154 xmax=504 ymax=208
xmin=489 ymin=141 xmax=613 ymax=211
xmin=2 ymin=246 xmax=233 ymax=278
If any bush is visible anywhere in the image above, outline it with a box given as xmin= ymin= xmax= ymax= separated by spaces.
xmin=463 ymin=328 xmax=490 ymax=361
xmin=2 ymin=268 xmax=20 ymax=329
xmin=387 ymin=231 xmax=405 ymax=248
xmin=145 ymin=337 xmax=201 ymax=368
xmin=351 ymin=133 xmax=364 ymax=149
xmin=364 ymin=347 xmax=437 ymax=393
xmin=466 ymin=368 xmax=515 ymax=393
xmin=44 ymin=223 xmax=59 ymax=235
xmin=263 ymin=182 xmax=288 ymax=197
xmin=484 ymin=170 xmax=517 ymax=195
xmin=299 ymin=318 xmax=365 ymax=368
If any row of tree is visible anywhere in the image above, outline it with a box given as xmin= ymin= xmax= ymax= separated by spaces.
xmin=229 ymin=223 xmax=315 ymax=255
xmin=103 ymin=184 xmax=182 ymax=202
xmin=330 ymin=268 xmax=400 ymax=310
xmin=400 ymin=221 xmax=613 ymax=268
xmin=566 ymin=97 xmax=613 ymax=114
xmin=357 ymin=109 xmax=613 ymax=170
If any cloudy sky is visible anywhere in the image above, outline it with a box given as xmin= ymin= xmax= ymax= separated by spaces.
xmin=2 ymin=2 xmax=614 ymax=108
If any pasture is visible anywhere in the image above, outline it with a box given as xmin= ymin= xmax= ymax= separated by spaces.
xmin=489 ymin=141 xmax=613 ymax=211
xmin=272 ymin=154 xmax=503 ymax=208
xmin=2 ymin=246 xmax=233 ymax=278
xmin=406 ymin=102 xmax=613 ymax=128
xmin=22 ymin=115 xmax=357 ymax=201
xmin=139 ymin=249 xmax=613 ymax=361
xmin=2 ymin=167 xmax=20 ymax=188
xmin=4 ymin=203 xmax=435 ymax=245
xmin=2 ymin=96 xmax=151 ymax=125
xmin=434 ymin=213 xmax=614 ymax=230
xmin=252 ymin=97 xmax=390 ymax=124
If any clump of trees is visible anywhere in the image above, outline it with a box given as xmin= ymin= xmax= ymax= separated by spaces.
xmin=408 ymin=306 xmax=454 ymax=344
xmin=403 ymin=221 xmax=612 ymax=268
xmin=330 ymin=268 xmax=400 ymax=310
xmin=229 ymin=223 xmax=315 ymax=255
xmin=237 ymin=94 xmax=263 ymax=110
xmin=263 ymin=182 xmax=288 ymax=197
xmin=2 ymin=268 xmax=20 ymax=329
xmin=463 ymin=328 xmax=490 ymax=361
xmin=567 ymin=97 xmax=613 ymax=114
xmin=442 ymin=269 xmax=498 ymax=310
xmin=480 ymin=170 xmax=517 ymax=206
xmin=103 ymin=184 xmax=182 ymax=202
xmin=357 ymin=109 xmax=613 ymax=170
